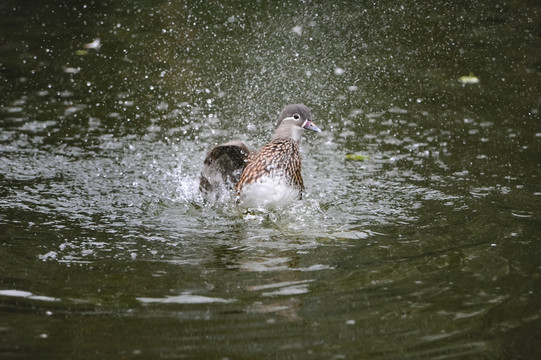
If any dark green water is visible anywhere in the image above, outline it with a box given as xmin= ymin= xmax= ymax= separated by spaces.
xmin=1 ymin=1 xmax=540 ymax=359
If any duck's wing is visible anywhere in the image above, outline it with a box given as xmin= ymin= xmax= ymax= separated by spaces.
xmin=199 ymin=141 xmax=250 ymax=194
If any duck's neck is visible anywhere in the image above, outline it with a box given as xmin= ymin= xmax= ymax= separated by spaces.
xmin=272 ymin=125 xmax=302 ymax=144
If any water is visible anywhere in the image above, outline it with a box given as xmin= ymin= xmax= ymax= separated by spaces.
xmin=1 ymin=1 xmax=540 ymax=358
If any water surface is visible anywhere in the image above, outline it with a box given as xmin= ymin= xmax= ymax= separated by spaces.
xmin=1 ymin=1 xmax=540 ymax=359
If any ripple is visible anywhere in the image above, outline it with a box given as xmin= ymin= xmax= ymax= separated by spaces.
xmin=0 ymin=289 xmax=60 ymax=302
xmin=138 ymin=294 xmax=236 ymax=304
xmin=511 ymin=210 xmax=534 ymax=218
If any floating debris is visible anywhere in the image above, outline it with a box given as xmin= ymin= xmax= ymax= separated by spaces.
xmin=345 ymin=154 xmax=370 ymax=161
xmin=459 ymin=72 xmax=480 ymax=84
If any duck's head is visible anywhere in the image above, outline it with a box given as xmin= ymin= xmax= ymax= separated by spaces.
xmin=273 ymin=104 xmax=321 ymax=143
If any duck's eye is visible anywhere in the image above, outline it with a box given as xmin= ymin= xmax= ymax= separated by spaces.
xmin=293 ymin=113 xmax=300 ymax=120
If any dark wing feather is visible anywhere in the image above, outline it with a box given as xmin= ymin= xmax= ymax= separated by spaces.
xmin=200 ymin=141 xmax=250 ymax=194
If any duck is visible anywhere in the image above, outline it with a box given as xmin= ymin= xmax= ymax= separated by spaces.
xmin=200 ymin=104 xmax=321 ymax=207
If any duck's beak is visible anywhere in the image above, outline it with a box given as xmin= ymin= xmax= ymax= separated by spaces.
xmin=303 ymin=120 xmax=321 ymax=132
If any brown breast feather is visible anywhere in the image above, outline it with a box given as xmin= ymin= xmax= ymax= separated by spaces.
xmin=236 ymin=139 xmax=304 ymax=195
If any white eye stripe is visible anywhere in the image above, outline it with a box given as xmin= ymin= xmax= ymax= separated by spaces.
xmin=281 ymin=116 xmax=298 ymax=123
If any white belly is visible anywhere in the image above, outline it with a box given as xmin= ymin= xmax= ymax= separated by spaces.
xmin=238 ymin=177 xmax=301 ymax=209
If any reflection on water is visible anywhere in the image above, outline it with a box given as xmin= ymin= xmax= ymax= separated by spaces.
xmin=1 ymin=0 xmax=540 ymax=359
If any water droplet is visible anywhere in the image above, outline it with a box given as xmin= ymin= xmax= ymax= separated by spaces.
xmin=291 ymin=25 xmax=302 ymax=35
